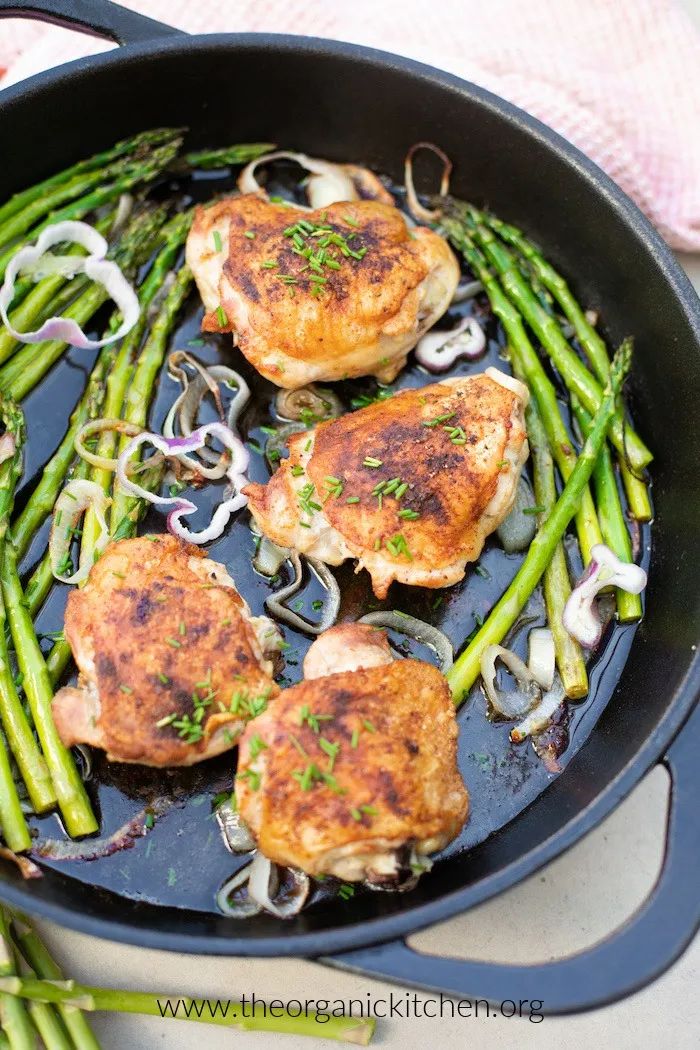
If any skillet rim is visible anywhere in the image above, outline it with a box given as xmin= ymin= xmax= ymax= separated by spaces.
xmin=0 ymin=32 xmax=698 ymax=956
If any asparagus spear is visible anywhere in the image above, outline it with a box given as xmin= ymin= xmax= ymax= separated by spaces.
xmin=11 ymin=915 xmax=100 ymax=1050
xmin=0 ymin=128 xmax=182 ymax=230
xmin=0 ymin=910 xmax=35 ymax=1050
xmin=443 ymin=215 xmax=603 ymax=564
xmin=2 ymin=539 xmax=97 ymax=836
xmin=183 ymin=142 xmax=275 ymax=169
xmin=447 ymin=341 xmax=631 ymax=704
xmin=572 ymin=397 xmax=642 ymax=622
xmin=0 ymin=400 xmax=34 ymax=849
xmin=0 ymin=205 xmax=167 ymax=402
xmin=0 ymin=974 xmax=374 ymax=1046
xmin=0 ymin=397 xmax=55 ymax=816
xmin=484 ymin=214 xmax=652 ymax=522
xmin=109 ymin=263 xmax=194 ymax=529
xmin=465 ymin=211 xmax=651 ymax=473
xmin=0 ymin=151 xmax=164 ymax=255
xmin=82 ymin=208 xmax=193 ymax=552
xmin=508 ymin=352 xmax=588 ymax=698
xmin=0 ymin=139 xmax=181 ymax=284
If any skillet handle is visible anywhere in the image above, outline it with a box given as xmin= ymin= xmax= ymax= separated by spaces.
xmin=322 ymin=702 xmax=700 ymax=1014
xmin=0 ymin=0 xmax=182 ymax=46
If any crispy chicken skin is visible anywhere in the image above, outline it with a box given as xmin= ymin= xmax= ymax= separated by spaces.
xmin=236 ymin=626 xmax=468 ymax=882
xmin=244 ymin=369 xmax=529 ymax=598
xmin=52 ymin=536 xmax=279 ymax=767
xmin=186 ymin=195 xmax=459 ymax=389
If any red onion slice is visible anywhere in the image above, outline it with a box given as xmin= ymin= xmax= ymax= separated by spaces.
xmin=116 ymin=421 xmax=249 ymax=545
xmin=415 ymin=316 xmax=486 ymax=372
xmin=562 ymin=543 xmax=648 ymax=648
xmin=50 ymin=479 xmax=111 ymax=584
xmin=0 ymin=220 xmax=139 ymax=348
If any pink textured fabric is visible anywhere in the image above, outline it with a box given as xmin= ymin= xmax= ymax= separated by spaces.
xmin=1 ymin=0 xmax=699 ymax=248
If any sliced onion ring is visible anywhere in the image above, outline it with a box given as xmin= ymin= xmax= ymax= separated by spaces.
xmin=0 ymin=220 xmax=139 ymax=348
xmin=0 ymin=433 xmax=16 ymax=467
xmin=217 ymin=855 xmax=310 ymax=919
xmin=216 ymin=798 xmax=256 ymax=853
xmin=75 ymin=418 xmax=143 ymax=470
xmin=275 ymin=384 xmax=343 ymax=424
xmin=480 ymin=643 xmax=541 ymax=719
xmin=511 ymin=677 xmax=566 ymax=743
xmin=563 ymin=543 xmax=648 ymax=648
xmin=253 ymin=535 xmax=291 ymax=577
xmin=415 ymin=316 xmax=486 ymax=372
xmin=50 ymin=479 xmax=111 ymax=585
xmin=265 ymin=552 xmax=340 ymax=635
xmin=404 ymin=142 xmax=452 ymax=223
xmin=528 ymin=627 xmax=556 ymax=691
xmin=216 ymin=865 xmax=263 ymax=919
xmin=247 ymin=853 xmax=310 ymax=919
xmin=358 ymin=611 xmax=453 ymax=673
xmin=116 ymin=422 xmax=249 ymax=545
xmin=238 ymin=150 xmax=391 ymax=210
xmin=163 ymin=352 xmax=250 ymax=479
xmin=452 ymin=278 xmax=483 ymax=304
xmin=497 ymin=475 xmax=538 ymax=553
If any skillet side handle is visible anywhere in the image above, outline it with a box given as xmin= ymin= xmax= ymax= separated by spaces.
xmin=0 ymin=0 xmax=183 ymax=46
xmin=322 ymin=702 xmax=700 ymax=1014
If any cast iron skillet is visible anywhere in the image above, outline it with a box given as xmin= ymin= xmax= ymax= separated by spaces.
xmin=0 ymin=0 xmax=698 ymax=1014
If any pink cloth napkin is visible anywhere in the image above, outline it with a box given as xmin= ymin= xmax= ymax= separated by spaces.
xmin=2 ymin=0 xmax=699 ymax=250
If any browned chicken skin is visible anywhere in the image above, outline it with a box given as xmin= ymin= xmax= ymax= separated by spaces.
xmin=186 ymin=195 xmax=459 ymax=388
xmin=236 ymin=625 xmax=468 ymax=882
xmin=244 ymin=369 xmax=529 ymax=598
xmin=52 ymin=536 xmax=280 ymax=767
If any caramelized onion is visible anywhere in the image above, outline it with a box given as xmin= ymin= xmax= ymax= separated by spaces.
xmin=480 ymin=644 xmax=541 ymax=719
xmin=358 ymin=611 xmax=453 ymax=673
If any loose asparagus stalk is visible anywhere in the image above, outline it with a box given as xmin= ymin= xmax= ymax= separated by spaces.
xmin=11 ymin=915 xmax=100 ymax=1050
xmin=509 ymin=356 xmax=588 ymax=698
xmin=0 ymin=975 xmax=374 ymax=1046
xmin=0 ymin=139 xmax=181 ymax=284
xmin=465 ymin=210 xmax=652 ymax=473
xmin=109 ymin=263 xmax=194 ymax=529
xmin=183 ymin=142 xmax=275 ymax=169
xmin=571 ymin=398 xmax=642 ymax=622
xmin=0 ymin=128 xmax=182 ymax=230
xmin=0 ymin=206 xmax=168 ymax=402
xmin=484 ymin=214 xmax=652 ymax=522
xmin=443 ymin=216 xmax=603 ymax=564
xmin=0 ymin=397 xmax=55 ymax=817
xmin=1 ymin=540 xmax=97 ymax=837
xmin=0 ymin=400 xmax=33 ymax=849
xmin=447 ymin=341 xmax=631 ymax=705
xmin=0 ymin=911 xmax=35 ymax=1050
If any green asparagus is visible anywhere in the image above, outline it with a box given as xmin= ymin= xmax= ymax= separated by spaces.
xmin=0 ymin=910 xmax=35 ymax=1050
xmin=484 ymin=214 xmax=652 ymax=522
xmin=443 ymin=214 xmax=603 ymax=564
xmin=465 ymin=210 xmax=652 ymax=473
xmin=447 ymin=341 xmax=631 ymax=705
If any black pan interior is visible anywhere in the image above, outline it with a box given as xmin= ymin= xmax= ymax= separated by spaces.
xmin=0 ymin=37 xmax=698 ymax=954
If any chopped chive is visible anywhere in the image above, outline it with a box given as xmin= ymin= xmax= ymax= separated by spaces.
xmin=213 ymin=229 xmax=223 ymax=252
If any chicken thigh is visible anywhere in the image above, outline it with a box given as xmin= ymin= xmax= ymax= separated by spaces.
xmin=52 ymin=535 xmax=280 ymax=767
xmin=186 ymin=195 xmax=459 ymax=388
xmin=245 ymin=369 xmax=529 ymax=598
xmin=236 ymin=624 xmax=468 ymax=883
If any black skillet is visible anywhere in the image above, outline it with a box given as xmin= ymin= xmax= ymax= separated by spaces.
xmin=0 ymin=0 xmax=698 ymax=1014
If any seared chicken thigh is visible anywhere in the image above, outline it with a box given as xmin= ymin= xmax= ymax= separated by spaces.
xmin=186 ymin=195 xmax=459 ymax=388
xmin=53 ymin=536 xmax=280 ymax=767
xmin=236 ymin=624 xmax=468 ymax=882
xmin=245 ymin=369 xmax=529 ymax=598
